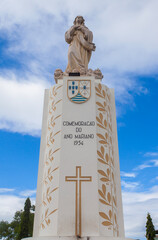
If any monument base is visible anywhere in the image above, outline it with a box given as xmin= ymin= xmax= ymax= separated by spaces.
xmin=23 ymin=237 xmax=133 ymax=240
xmin=32 ymin=76 xmax=126 ymax=238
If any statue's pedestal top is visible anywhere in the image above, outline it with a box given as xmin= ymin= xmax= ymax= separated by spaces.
xmin=54 ymin=69 xmax=103 ymax=83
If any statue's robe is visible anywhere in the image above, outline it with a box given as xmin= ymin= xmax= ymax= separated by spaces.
xmin=65 ymin=25 xmax=94 ymax=73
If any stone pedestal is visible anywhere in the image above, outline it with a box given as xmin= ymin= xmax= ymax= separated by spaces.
xmin=28 ymin=76 xmax=128 ymax=240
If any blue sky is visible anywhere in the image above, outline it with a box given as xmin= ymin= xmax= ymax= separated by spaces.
xmin=0 ymin=0 xmax=158 ymax=239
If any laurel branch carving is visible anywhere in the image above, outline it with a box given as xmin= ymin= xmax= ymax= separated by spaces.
xmin=40 ymin=85 xmax=62 ymax=230
xmin=96 ymin=83 xmax=119 ymax=236
xmin=41 ymin=209 xmax=57 ymax=229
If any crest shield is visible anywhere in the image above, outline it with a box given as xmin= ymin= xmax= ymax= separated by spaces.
xmin=67 ymin=80 xmax=91 ymax=103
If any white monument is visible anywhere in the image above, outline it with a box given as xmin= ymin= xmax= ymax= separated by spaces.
xmin=26 ymin=16 xmax=131 ymax=240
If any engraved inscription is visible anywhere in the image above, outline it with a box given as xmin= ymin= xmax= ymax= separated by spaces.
xmin=63 ymin=121 xmax=95 ymax=146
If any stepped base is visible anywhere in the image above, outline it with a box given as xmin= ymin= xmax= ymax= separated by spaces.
xmin=23 ymin=237 xmax=133 ymax=240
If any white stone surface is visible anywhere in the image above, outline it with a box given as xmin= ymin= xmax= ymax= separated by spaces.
xmin=24 ymin=237 xmax=132 ymax=240
xmin=33 ymin=76 xmax=125 ymax=239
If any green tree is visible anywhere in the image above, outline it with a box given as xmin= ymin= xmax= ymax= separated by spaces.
xmin=10 ymin=211 xmax=23 ymax=240
xmin=18 ymin=198 xmax=32 ymax=240
xmin=0 ymin=198 xmax=34 ymax=240
xmin=29 ymin=205 xmax=35 ymax=237
xmin=0 ymin=221 xmax=12 ymax=239
xmin=0 ymin=212 xmax=24 ymax=240
xmin=146 ymin=213 xmax=156 ymax=240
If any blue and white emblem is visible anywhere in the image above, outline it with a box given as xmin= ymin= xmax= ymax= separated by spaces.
xmin=67 ymin=80 xmax=91 ymax=104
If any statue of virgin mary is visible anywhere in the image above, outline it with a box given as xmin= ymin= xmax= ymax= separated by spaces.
xmin=65 ymin=16 xmax=96 ymax=74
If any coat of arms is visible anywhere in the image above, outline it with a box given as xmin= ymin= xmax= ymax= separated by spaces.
xmin=67 ymin=80 xmax=91 ymax=103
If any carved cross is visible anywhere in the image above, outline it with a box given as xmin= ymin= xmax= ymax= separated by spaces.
xmin=65 ymin=166 xmax=92 ymax=237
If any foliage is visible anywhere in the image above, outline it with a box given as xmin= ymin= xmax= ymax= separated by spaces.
xmin=146 ymin=213 xmax=156 ymax=240
xmin=0 ymin=221 xmax=13 ymax=240
xmin=0 ymin=198 xmax=35 ymax=240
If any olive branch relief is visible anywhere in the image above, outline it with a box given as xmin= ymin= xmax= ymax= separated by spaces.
xmin=50 ymin=85 xmax=62 ymax=99
xmin=42 ymin=187 xmax=59 ymax=206
xmin=45 ymin=148 xmax=60 ymax=166
xmin=96 ymin=83 xmax=119 ymax=236
xmin=97 ymin=146 xmax=110 ymax=166
xmin=95 ymin=83 xmax=106 ymax=99
xmin=99 ymin=211 xmax=112 ymax=226
xmin=41 ymin=208 xmax=57 ymax=229
xmin=96 ymin=113 xmax=107 ymax=130
xmin=47 ymin=130 xmax=61 ymax=147
xmin=48 ymin=114 xmax=61 ymax=130
xmin=40 ymin=85 xmax=62 ymax=230
xmin=43 ymin=166 xmax=59 ymax=185
xmin=49 ymin=99 xmax=62 ymax=114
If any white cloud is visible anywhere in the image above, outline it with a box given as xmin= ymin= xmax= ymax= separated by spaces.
xmin=0 ymin=73 xmax=50 ymax=136
xmin=123 ymin=186 xmax=158 ymax=238
xmin=121 ymin=171 xmax=136 ymax=178
xmin=0 ymin=192 xmax=35 ymax=222
xmin=121 ymin=180 xmax=139 ymax=190
xmin=1 ymin=0 xmax=158 ymax=75
xmin=1 ymin=0 xmax=157 ymax=134
xmin=144 ymin=152 xmax=158 ymax=157
xmin=135 ymin=159 xmax=158 ymax=171
xmin=0 ymin=188 xmax=15 ymax=193
xmin=135 ymin=163 xmax=152 ymax=170
xmin=20 ymin=189 xmax=36 ymax=197
xmin=0 ymin=195 xmax=25 ymax=222
xmin=151 ymin=159 xmax=158 ymax=166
